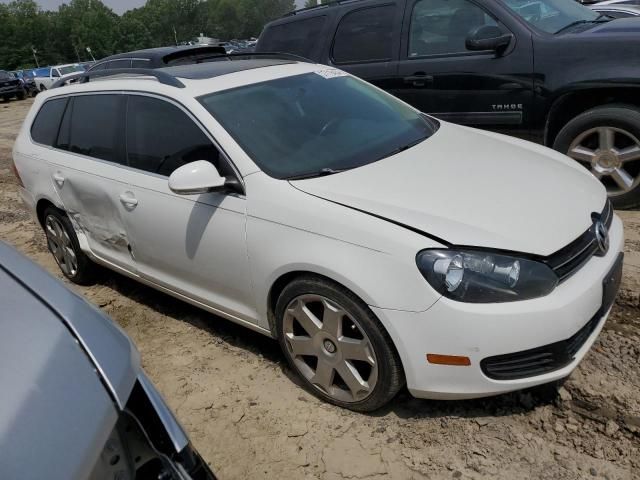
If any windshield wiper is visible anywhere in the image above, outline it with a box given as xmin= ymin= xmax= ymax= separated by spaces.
xmin=374 ymin=137 xmax=426 ymax=163
xmin=555 ymin=15 xmax=610 ymax=34
xmin=286 ymin=167 xmax=347 ymax=180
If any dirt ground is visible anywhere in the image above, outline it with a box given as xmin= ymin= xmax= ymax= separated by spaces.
xmin=1 ymin=98 xmax=639 ymax=480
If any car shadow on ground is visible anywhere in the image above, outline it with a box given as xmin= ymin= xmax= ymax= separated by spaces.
xmin=96 ymin=267 xmax=562 ymax=420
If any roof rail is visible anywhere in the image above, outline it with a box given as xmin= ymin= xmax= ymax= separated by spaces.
xmin=193 ymin=51 xmax=312 ymax=64
xmin=283 ymin=0 xmax=365 ymax=17
xmin=51 ymin=68 xmax=185 ymax=89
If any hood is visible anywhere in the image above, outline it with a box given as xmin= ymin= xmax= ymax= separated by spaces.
xmin=0 ymin=241 xmax=139 ymax=409
xmin=291 ymin=122 xmax=607 ymax=257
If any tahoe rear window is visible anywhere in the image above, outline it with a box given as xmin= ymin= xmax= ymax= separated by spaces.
xmin=332 ymin=5 xmax=395 ymax=64
xmin=257 ymin=16 xmax=326 ymax=59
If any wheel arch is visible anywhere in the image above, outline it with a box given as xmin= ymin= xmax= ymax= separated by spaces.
xmin=544 ymin=87 xmax=640 ymax=147
xmin=266 ymin=268 xmax=380 ymax=338
xmin=36 ymin=197 xmax=62 ymax=228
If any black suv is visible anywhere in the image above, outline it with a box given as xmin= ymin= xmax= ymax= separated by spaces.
xmin=257 ymin=0 xmax=640 ymax=208
xmin=0 ymin=70 xmax=26 ymax=102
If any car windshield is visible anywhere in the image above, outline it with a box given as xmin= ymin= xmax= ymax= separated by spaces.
xmin=501 ymin=0 xmax=602 ymax=33
xmin=199 ymin=72 xmax=436 ymax=179
xmin=58 ymin=65 xmax=85 ymax=76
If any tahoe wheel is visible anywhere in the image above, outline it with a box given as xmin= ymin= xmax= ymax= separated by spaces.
xmin=275 ymin=276 xmax=404 ymax=412
xmin=43 ymin=207 xmax=96 ymax=285
xmin=554 ymin=105 xmax=640 ymax=209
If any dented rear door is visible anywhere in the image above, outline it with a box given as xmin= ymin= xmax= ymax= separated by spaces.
xmin=48 ymin=93 xmax=136 ymax=272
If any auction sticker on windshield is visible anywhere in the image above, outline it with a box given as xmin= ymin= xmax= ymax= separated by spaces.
xmin=314 ymin=68 xmax=348 ymax=79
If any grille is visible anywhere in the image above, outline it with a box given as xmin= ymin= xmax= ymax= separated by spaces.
xmin=480 ymin=313 xmax=602 ymax=381
xmin=544 ymin=201 xmax=613 ymax=282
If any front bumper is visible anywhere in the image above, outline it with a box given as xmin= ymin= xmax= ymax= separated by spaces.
xmin=373 ymin=214 xmax=625 ymax=400
xmin=0 ymin=84 xmax=23 ymax=96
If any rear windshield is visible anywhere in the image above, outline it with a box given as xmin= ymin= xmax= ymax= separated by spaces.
xmin=58 ymin=65 xmax=85 ymax=76
xmin=200 ymin=71 xmax=436 ymax=179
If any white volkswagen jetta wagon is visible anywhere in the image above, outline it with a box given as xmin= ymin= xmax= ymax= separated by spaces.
xmin=13 ymin=57 xmax=624 ymax=411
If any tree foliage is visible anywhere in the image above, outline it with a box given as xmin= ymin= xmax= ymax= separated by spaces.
xmin=0 ymin=0 xmax=295 ymax=70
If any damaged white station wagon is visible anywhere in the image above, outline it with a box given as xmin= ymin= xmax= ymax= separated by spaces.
xmin=13 ymin=56 xmax=624 ymax=411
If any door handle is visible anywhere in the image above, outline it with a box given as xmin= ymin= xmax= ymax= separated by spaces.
xmin=499 ymin=82 xmax=524 ymax=91
xmin=52 ymin=172 xmax=65 ymax=187
xmin=119 ymin=192 xmax=138 ymax=208
xmin=403 ymin=74 xmax=434 ymax=87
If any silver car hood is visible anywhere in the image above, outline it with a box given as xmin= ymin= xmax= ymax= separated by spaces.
xmin=0 ymin=241 xmax=140 ymax=408
xmin=292 ymin=122 xmax=607 ymax=256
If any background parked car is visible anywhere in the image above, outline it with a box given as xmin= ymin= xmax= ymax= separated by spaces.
xmin=0 ymin=240 xmax=216 ymax=480
xmin=9 ymin=69 xmax=38 ymax=97
xmin=88 ymin=45 xmax=227 ymax=71
xmin=257 ymin=0 xmax=640 ymax=208
xmin=34 ymin=63 xmax=85 ymax=91
xmin=0 ymin=70 xmax=26 ymax=101
xmin=590 ymin=2 xmax=640 ymax=16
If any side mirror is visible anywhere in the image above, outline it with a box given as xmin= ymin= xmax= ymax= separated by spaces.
xmin=168 ymin=160 xmax=226 ymax=195
xmin=466 ymin=25 xmax=513 ymax=53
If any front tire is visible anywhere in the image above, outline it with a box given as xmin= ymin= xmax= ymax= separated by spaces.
xmin=17 ymin=89 xmax=26 ymax=100
xmin=554 ymin=105 xmax=640 ymax=209
xmin=275 ymin=275 xmax=404 ymax=412
xmin=43 ymin=207 xmax=96 ymax=285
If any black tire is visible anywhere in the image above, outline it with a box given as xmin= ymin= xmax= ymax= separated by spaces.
xmin=16 ymin=89 xmax=26 ymax=100
xmin=553 ymin=105 xmax=640 ymax=209
xmin=275 ymin=275 xmax=404 ymax=412
xmin=2 ymin=95 xmax=10 ymax=102
xmin=43 ymin=207 xmax=97 ymax=285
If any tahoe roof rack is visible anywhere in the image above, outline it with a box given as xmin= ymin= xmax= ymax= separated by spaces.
xmin=283 ymin=0 xmax=366 ymax=16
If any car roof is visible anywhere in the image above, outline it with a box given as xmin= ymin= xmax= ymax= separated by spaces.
xmin=47 ymin=57 xmax=324 ymax=98
xmin=158 ymin=58 xmax=296 ymax=80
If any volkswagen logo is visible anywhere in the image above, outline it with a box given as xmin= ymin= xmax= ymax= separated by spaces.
xmin=594 ymin=220 xmax=609 ymax=256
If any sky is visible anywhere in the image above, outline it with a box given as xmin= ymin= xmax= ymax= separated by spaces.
xmin=1 ymin=0 xmax=307 ymax=15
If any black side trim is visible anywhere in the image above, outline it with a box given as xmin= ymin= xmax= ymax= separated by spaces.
xmin=431 ymin=111 xmax=522 ymax=126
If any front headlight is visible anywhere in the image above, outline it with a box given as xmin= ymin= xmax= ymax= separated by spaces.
xmin=416 ymin=249 xmax=558 ymax=303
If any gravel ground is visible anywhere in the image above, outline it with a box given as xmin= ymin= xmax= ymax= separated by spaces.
xmin=1 ymin=98 xmax=639 ymax=480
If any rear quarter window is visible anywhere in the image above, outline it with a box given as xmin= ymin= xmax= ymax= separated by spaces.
xmin=257 ymin=16 xmax=326 ymax=59
xmin=332 ymin=5 xmax=395 ymax=64
xmin=30 ymin=98 xmax=68 ymax=146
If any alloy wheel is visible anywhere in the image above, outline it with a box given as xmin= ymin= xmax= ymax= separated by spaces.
xmin=283 ymin=294 xmax=378 ymax=403
xmin=568 ymin=126 xmax=640 ymax=196
xmin=45 ymin=215 xmax=78 ymax=277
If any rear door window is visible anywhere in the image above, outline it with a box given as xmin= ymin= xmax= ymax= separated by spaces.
xmin=67 ymin=94 xmax=125 ymax=163
xmin=332 ymin=5 xmax=395 ymax=64
xmin=257 ymin=16 xmax=326 ymax=58
xmin=31 ymin=98 xmax=68 ymax=146
xmin=125 ymin=95 xmax=223 ymax=177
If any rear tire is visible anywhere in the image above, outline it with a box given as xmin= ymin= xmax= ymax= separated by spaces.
xmin=43 ymin=207 xmax=97 ymax=285
xmin=553 ymin=105 xmax=640 ymax=209
xmin=275 ymin=275 xmax=404 ymax=412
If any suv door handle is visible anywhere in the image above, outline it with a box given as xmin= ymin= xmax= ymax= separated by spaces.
xmin=119 ymin=192 xmax=138 ymax=208
xmin=52 ymin=172 xmax=65 ymax=187
xmin=403 ymin=74 xmax=434 ymax=87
